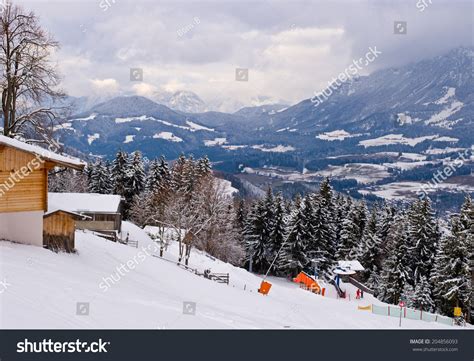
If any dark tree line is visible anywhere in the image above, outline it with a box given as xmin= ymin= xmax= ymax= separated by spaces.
xmin=241 ymin=179 xmax=472 ymax=322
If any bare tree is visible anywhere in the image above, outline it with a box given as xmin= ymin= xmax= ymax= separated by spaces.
xmin=1 ymin=3 xmax=66 ymax=142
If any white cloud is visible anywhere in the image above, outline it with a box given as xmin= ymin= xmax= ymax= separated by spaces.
xmin=90 ymin=78 xmax=120 ymax=96
xmin=19 ymin=0 xmax=473 ymax=112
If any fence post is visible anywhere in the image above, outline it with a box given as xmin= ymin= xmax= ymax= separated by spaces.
xmin=388 ymin=306 xmax=390 ymax=316
xmin=420 ymin=309 xmax=423 ymax=320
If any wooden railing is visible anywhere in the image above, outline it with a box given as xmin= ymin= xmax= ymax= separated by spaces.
xmin=207 ymin=273 xmax=230 ymax=285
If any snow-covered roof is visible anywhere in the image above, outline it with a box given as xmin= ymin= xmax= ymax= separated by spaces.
xmin=0 ymin=135 xmax=85 ymax=170
xmin=47 ymin=193 xmax=121 ymax=214
xmin=337 ymin=260 xmax=365 ymax=272
xmin=44 ymin=209 xmax=90 ymax=219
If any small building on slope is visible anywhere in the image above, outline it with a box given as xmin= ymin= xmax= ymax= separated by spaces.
xmin=0 ymin=135 xmax=85 ymax=248
xmin=47 ymin=192 xmax=123 ymax=240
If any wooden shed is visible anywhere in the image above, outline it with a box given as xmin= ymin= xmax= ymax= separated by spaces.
xmin=43 ymin=210 xmax=85 ymax=253
xmin=48 ymin=193 xmax=123 ymax=240
xmin=0 ymin=135 xmax=85 ymax=247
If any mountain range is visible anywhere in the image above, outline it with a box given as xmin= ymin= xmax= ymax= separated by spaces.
xmin=56 ymin=47 xmax=473 ymax=208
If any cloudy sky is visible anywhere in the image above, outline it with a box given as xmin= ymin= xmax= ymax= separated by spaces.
xmin=17 ymin=0 xmax=474 ymax=112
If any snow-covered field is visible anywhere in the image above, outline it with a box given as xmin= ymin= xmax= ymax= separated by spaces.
xmin=316 ymin=163 xmax=390 ymax=184
xmin=360 ymin=181 xmax=474 ymax=200
xmin=316 ymin=130 xmax=362 ymax=141
xmin=0 ymin=222 xmax=461 ymax=329
xmin=359 ymin=134 xmax=439 ymax=148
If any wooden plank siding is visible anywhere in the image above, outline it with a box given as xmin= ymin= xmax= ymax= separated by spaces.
xmin=0 ymin=146 xmax=46 ymax=172
xmin=0 ymin=146 xmax=51 ymax=213
xmin=0 ymin=170 xmax=46 ymax=212
xmin=43 ymin=211 xmax=76 ymax=252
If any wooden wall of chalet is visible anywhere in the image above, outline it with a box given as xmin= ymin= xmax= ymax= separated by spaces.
xmin=43 ymin=211 xmax=75 ymax=253
xmin=0 ymin=145 xmax=48 ymax=213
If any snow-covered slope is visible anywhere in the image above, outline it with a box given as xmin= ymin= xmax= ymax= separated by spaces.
xmin=0 ymin=222 xmax=459 ymax=329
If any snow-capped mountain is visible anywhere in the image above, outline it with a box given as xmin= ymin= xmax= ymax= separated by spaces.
xmin=55 ymin=47 xmax=473 ymax=208
xmin=152 ymin=90 xmax=207 ymax=113
xmin=264 ymin=47 xmax=473 ymax=137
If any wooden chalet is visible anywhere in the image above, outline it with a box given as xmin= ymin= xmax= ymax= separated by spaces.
xmin=0 ymin=135 xmax=85 ymax=250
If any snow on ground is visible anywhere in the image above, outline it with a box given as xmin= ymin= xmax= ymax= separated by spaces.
xmin=276 ymin=127 xmax=297 ymax=133
xmin=252 ymin=145 xmax=295 ymax=153
xmin=355 ymin=152 xmax=427 ymax=161
xmin=204 ymin=138 xmax=227 ymax=146
xmin=316 ymin=163 xmax=390 ymax=184
xmin=359 ymin=134 xmax=438 ymax=148
xmin=425 ymin=101 xmax=464 ymax=128
xmin=216 ymin=178 xmax=238 ymax=197
xmin=115 ymin=115 xmax=155 ymax=124
xmin=433 ymin=136 xmax=459 ymax=142
xmin=222 ymin=145 xmax=248 ymax=150
xmin=87 ymin=133 xmax=100 ymax=145
xmin=53 ymin=122 xmax=74 ymax=132
xmin=316 ymin=130 xmax=362 ymax=141
xmin=124 ymin=135 xmax=135 ymax=144
xmin=434 ymin=87 xmax=456 ymax=105
xmin=0 ymin=222 xmax=460 ymax=329
xmin=424 ymin=147 xmax=465 ymax=155
xmin=383 ymin=161 xmax=433 ymax=171
xmin=186 ymin=121 xmax=214 ymax=132
xmin=360 ymin=181 xmax=474 ymax=200
xmin=396 ymin=113 xmax=421 ymax=125
xmin=74 ymin=113 xmax=97 ymax=121
xmin=153 ymin=132 xmax=183 ymax=142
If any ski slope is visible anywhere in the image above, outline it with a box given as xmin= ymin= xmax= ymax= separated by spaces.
xmin=0 ymin=222 xmax=461 ymax=329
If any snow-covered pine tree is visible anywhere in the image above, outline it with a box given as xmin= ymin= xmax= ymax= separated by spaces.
xmin=333 ymin=193 xmax=346 ymax=246
xmin=181 ymin=155 xmax=197 ymax=196
xmin=243 ymin=199 xmax=271 ymax=274
xmin=401 ymin=283 xmax=415 ymax=308
xmin=367 ymin=265 xmax=381 ymax=295
xmin=378 ymin=213 xmax=412 ymax=304
xmin=196 ymin=156 xmax=212 ymax=178
xmin=88 ymin=160 xmax=112 ymax=194
xmin=278 ymin=195 xmax=310 ymax=277
xmin=87 ymin=161 xmax=101 ymax=193
xmin=269 ymin=192 xmax=287 ymax=273
xmin=377 ymin=202 xmax=396 ymax=269
xmin=171 ymin=154 xmax=187 ymax=191
xmin=336 ymin=200 xmax=361 ymax=260
xmin=317 ymin=178 xmax=337 ymax=266
xmin=147 ymin=159 xmax=160 ymax=192
xmin=433 ymin=206 xmax=472 ymax=321
xmin=129 ymin=151 xmax=146 ymax=197
xmin=354 ymin=199 xmax=368 ymax=239
xmin=412 ymin=275 xmax=435 ymax=312
xmin=358 ymin=207 xmax=382 ymax=282
xmin=408 ymin=198 xmax=440 ymax=285
xmin=308 ymin=196 xmax=334 ymax=277
xmin=112 ymin=150 xmax=131 ymax=197
xmin=156 ymin=156 xmax=171 ymax=192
